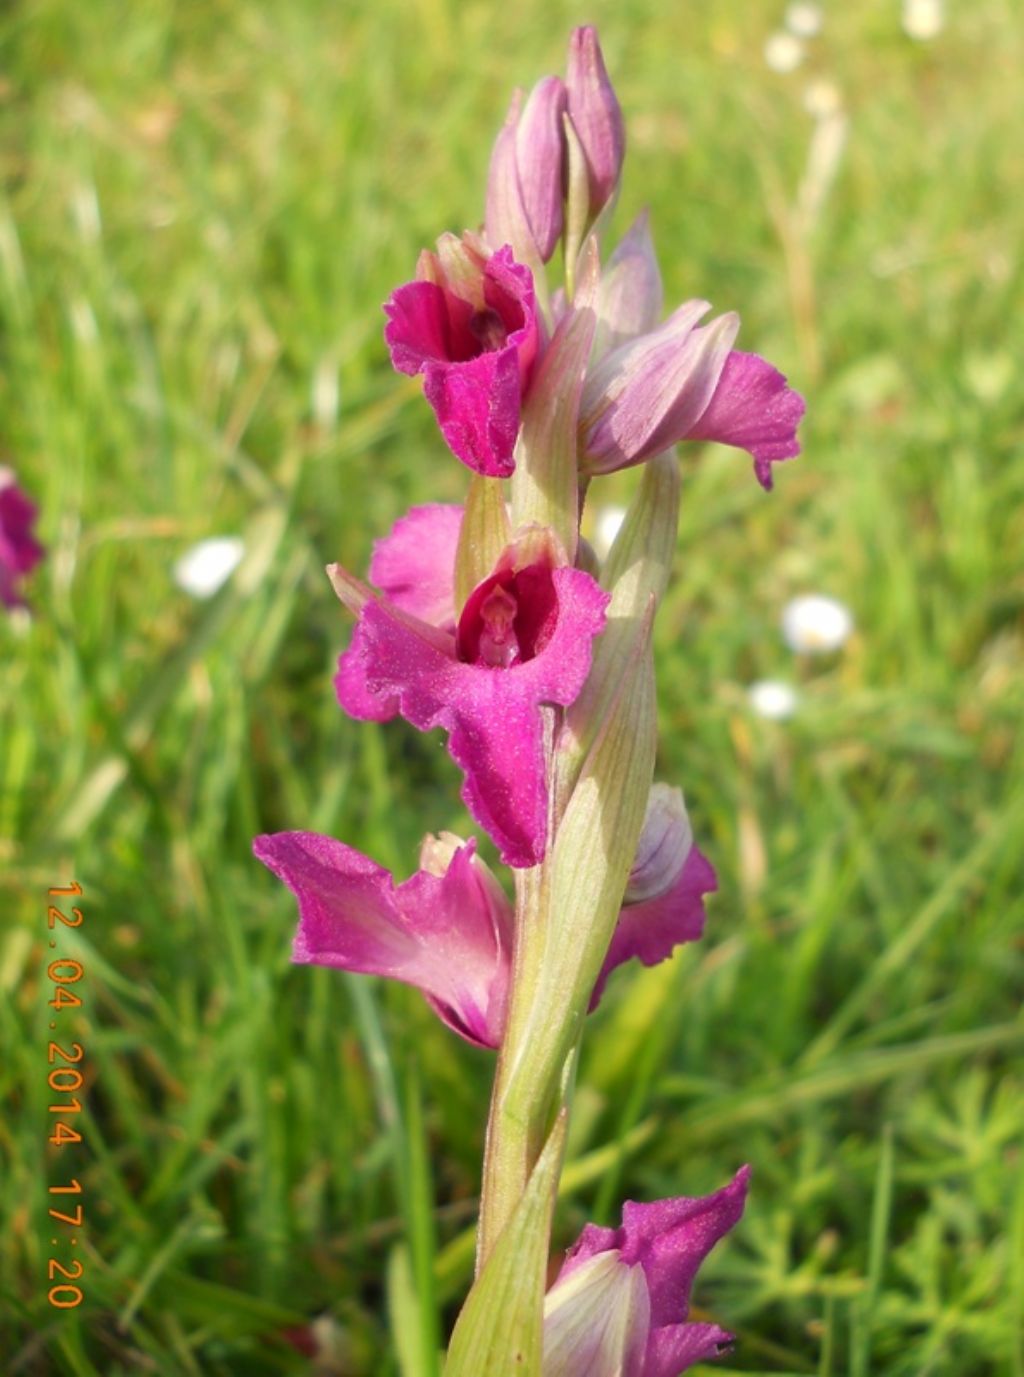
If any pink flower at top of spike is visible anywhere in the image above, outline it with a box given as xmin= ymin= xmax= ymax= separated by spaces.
xmin=566 ymin=26 xmax=626 ymax=219
xmin=581 ymin=222 xmax=805 ymax=489
xmin=486 ymin=76 xmax=569 ymax=268
xmin=0 ymin=469 xmax=44 ymax=609
xmin=253 ymin=830 xmax=513 ymax=1047
xmin=384 ymin=234 xmax=540 ymax=477
xmin=542 ymin=1168 xmax=750 ymax=1377
xmin=331 ymin=522 xmax=608 ymax=868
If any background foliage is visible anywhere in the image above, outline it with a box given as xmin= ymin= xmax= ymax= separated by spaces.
xmin=2 ymin=0 xmax=1022 ymax=1373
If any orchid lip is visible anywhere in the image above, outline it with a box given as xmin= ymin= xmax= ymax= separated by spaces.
xmin=455 ymin=559 xmax=559 ymax=669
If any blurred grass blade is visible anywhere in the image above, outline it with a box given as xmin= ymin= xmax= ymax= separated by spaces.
xmin=801 ymin=800 xmax=1024 ymax=1065
xmin=397 ymin=1062 xmax=441 ymax=1377
xmin=54 ymin=501 xmax=290 ymax=840
xmin=389 ymin=1245 xmax=435 ymax=1377
xmin=850 ymin=1123 xmax=893 ymax=1377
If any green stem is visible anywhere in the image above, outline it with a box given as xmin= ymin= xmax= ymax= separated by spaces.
xmin=477 ymin=862 xmax=563 ymax=1268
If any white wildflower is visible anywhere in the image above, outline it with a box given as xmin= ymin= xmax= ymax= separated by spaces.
xmin=785 ymin=3 xmax=823 ymax=38
xmin=764 ymin=31 xmax=806 ymax=72
xmin=748 ymin=680 xmax=800 ymax=720
xmin=174 ymin=536 xmax=245 ymax=600
xmin=782 ymin=594 xmax=853 ymax=654
xmin=902 ymin=0 xmax=944 ymax=40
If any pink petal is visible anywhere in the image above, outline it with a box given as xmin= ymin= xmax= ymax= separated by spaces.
xmin=253 ymin=831 xmax=512 ymax=1047
xmin=335 ymin=649 xmax=399 ymax=721
xmin=590 ymin=847 xmax=717 ymax=1009
xmin=618 ymin=1168 xmax=751 ymax=1330
xmin=368 ymin=504 xmax=463 ymax=631
xmin=384 ymin=279 xmax=469 ymax=375
xmin=643 ymin=1322 xmax=734 ymax=1377
xmin=595 ymin=211 xmax=664 ymax=357
xmin=483 ymin=246 xmax=541 ymax=386
xmin=515 ymin=76 xmax=568 ymax=262
xmin=558 ymin=1223 xmax=620 ymax=1280
xmin=485 ymin=90 xmax=535 ymax=267
xmin=334 ymin=565 xmax=608 ymax=867
xmin=686 ymin=349 xmax=805 ymax=490
xmin=558 ymin=1169 xmax=750 ymax=1334
xmin=422 ymin=343 xmax=522 ymax=477
xmin=582 ymin=304 xmax=737 ymax=474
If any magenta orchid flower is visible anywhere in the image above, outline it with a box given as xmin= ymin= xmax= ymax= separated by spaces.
xmin=254 ymin=784 xmax=714 ymax=1050
xmin=384 ymin=234 xmax=540 ymax=478
xmin=0 ymin=469 xmax=44 ymax=609
xmin=255 ymin=27 xmax=797 ymax=1369
xmin=332 ymin=522 xmax=608 ymax=868
xmin=543 ymin=1168 xmax=750 ymax=1377
xmin=254 ymin=830 xmax=512 ymax=1047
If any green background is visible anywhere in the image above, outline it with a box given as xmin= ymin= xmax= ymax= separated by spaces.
xmin=2 ymin=0 xmax=1022 ymax=1373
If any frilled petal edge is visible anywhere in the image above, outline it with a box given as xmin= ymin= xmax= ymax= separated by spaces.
xmin=687 ymin=349 xmax=805 ymax=490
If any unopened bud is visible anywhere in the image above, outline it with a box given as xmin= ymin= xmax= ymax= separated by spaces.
xmin=565 ymin=26 xmax=625 ymax=219
xmin=625 ymin=784 xmax=694 ymax=904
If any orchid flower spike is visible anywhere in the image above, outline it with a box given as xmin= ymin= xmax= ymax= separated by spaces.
xmin=0 ymin=468 xmax=44 ymax=609
xmin=384 ymin=234 xmax=540 ymax=477
xmin=543 ymin=1169 xmax=750 ymax=1377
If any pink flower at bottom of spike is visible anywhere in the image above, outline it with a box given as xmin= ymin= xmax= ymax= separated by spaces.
xmin=543 ymin=1168 xmax=750 ymax=1377
xmin=0 ymin=469 xmax=44 ymax=609
xmin=253 ymin=830 xmax=513 ymax=1048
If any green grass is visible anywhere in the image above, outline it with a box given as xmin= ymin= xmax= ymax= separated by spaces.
xmin=2 ymin=0 xmax=1022 ymax=1372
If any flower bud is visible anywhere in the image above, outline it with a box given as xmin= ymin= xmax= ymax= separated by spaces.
xmin=565 ymin=26 xmax=625 ymax=219
xmin=625 ymin=784 xmax=694 ymax=905
xmin=486 ymin=77 xmax=568 ymax=270
xmin=516 ymin=77 xmax=568 ymax=262
xmin=594 ymin=211 xmax=663 ymax=359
